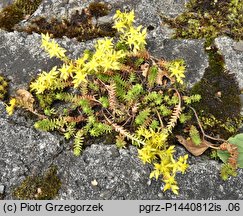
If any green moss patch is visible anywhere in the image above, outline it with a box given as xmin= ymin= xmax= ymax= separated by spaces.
xmin=13 ymin=166 xmax=61 ymax=200
xmin=162 ymin=0 xmax=243 ymax=44
xmin=191 ymin=47 xmax=242 ymax=138
xmin=0 ymin=0 xmax=42 ymax=31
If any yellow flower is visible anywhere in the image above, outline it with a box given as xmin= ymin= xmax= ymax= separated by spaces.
xmin=113 ymin=20 xmax=126 ymax=32
xmin=100 ymin=58 xmax=113 ymax=72
xmin=125 ymin=26 xmax=147 ymax=53
xmin=48 ymin=41 xmax=66 ymax=59
xmin=165 ymin=145 xmax=175 ymax=155
xmin=113 ymin=10 xmax=135 ymax=27
xmin=41 ymin=33 xmax=67 ymax=61
xmin=29 ymin=66 xmax=59 ymax=94
xmin=41 ymin=33 xmax=51 ymax=47
xmin=168 ymin=60 xmax=186 ymax=84
xmin=59 ymin=64 xmax=73 ymax=80
xmin=125 ymin=10 xmax=135 ymax=26
xmin=44 ymin=66 xmax=59 ymax=87
xmin=72 ymin=71 xmax=87 ymax=88
xmin=96 ymin=38 xmax=114 ymax=51
xmin=164 ymin=183 xmax=179 ymax=195
xmin=149 ymin=163 xmax=161 ymax=180
xmin=177 ymin=155 xmax=189 ymax=174
xmin=163 ymin=175 xmax=179 ymax=195
xmin=138 ymin=145 xmax=156 ymax=164
xmin=85 ymin=59 xmax=99 ymax=73
xmin=6 ymin=98 xmax=17 ymax=115
xmin=75 ymin=53 xmax=89 ymax=68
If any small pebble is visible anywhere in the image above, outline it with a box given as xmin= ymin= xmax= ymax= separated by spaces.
xmin=91 ymin=179 xmax=98 ymax=186
xmin=233 ymin=40 xmax=243 ymax=52
xmin=0 ymin=185 xmax=5 ymax=194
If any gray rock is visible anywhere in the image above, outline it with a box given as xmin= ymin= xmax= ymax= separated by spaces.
xmin=55 ymin=144 xmax=152 ymax=199
xmin=54 ymin=144 xmax=243 ymax=199
xmin=0 ymin=101 xmax=63 ymax=199
xmin=240 ymin=94 xmax=243 ymax=112
xmin=0 ymin=0 xmax=207 ymax=96
xmin=149 ymin=39 xmax=209 ymax=88
xmin=0 ymin=30 xmax=58 ymax=93
xmin=233 ymin=40 xmax=243 ymax=52
xmin=1 ymin=0 xmax=242 ymax=200
xmin=175 ymin=162 xmax=243 ymax=199
xmin=28 ymin=0 xmax=188 ymax=22
xmin=215 ymin=37 xmax=243 ymax=89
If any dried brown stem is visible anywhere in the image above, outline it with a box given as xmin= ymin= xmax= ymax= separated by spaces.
xmin=189 ymin=106 xmax=227 ymax=143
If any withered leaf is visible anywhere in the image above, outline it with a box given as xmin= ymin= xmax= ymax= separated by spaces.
xmin=16 ymin=89 xmax=35 ymax=111
xmin=141 ymin=62 xmax=150 ymax=78
xmin=156 ymin=68 xmax=167 ymax=85
xmin=157 ymin=59 xmax=167 ymax=68
xmin=176 ymin=135 xmax=214 ymax=156
xmin=156 ymin=68 xmax=175 ymax=86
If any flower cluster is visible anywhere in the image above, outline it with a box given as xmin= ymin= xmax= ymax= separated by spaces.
xmin=113 ymin=10 xmax=147 ymax=53
xmin=7 ymin=10 xmax=190 ymax=195
xmin=167 ymin=59 xmax=186 ymax=84
xmin=41 ymin=33 xmax=68 ymax=61
xmin=6 ymin=98 xmax=16 ymax=115
xmin=85 ymin=38 xmax=126 ymax=73
xmin=137 ymin=128 xmax=189 ymax=195
xmin=30 ymin=66 xmax=59 ymax=94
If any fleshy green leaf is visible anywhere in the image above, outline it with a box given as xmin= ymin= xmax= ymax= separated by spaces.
xmin=217 ymin=150 xmax=230 ymax=164
xmin=217 ymin=133 xmax=243 ymax=168
xmin=228 ymin=133 xmax=243 ymax=168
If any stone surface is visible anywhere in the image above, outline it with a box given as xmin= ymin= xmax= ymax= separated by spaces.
xmin=1 ymin=94 xmax=243 ymax=200
xmin=215 ymin=37 xmax=243 ymax=89
xmin=0 ymin=0 xmax=243 ymax=200
xmin=0 ymin=102 xmax=63 ymax=199
xmin=55 ymin=144 xmax=243 ymax=200
xmin=28 ymin=0 xmax=188 ymax=22
xmin=149 ymin=39 xmax=208 ymax=88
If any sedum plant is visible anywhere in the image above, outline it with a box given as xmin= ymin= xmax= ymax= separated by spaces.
xmin=7 ymin=10 xmax=208 ymax=195
xmin=0 ymin=75 xmax=8 ymax=101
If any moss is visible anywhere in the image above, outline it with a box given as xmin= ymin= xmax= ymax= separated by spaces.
xmin=14 ymin=0 xmax=42 ymax=15
xmin=191 ymin=47 xmax=242 ymax=138
xmin=161 ymin=0 xmax=243 ymax=44
xmin=13 ymin=166 xmax=61 ymax=200
xmin=17 ymin=2 xmax=116 ymax=41
xmin=0 ymin=0 xmax=42 ymax=31
xmin=0 ymin=74 xmax=8 ymax=101
xmin=0 ymin=4 xmax=24 ymax=31
xmin=88 ymin=2 xmax=110 ymax=18
xmin=161 ymin=0 xmax=243 ymax=138
xmin=0 ymin=1 xmax=115 ymax=40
